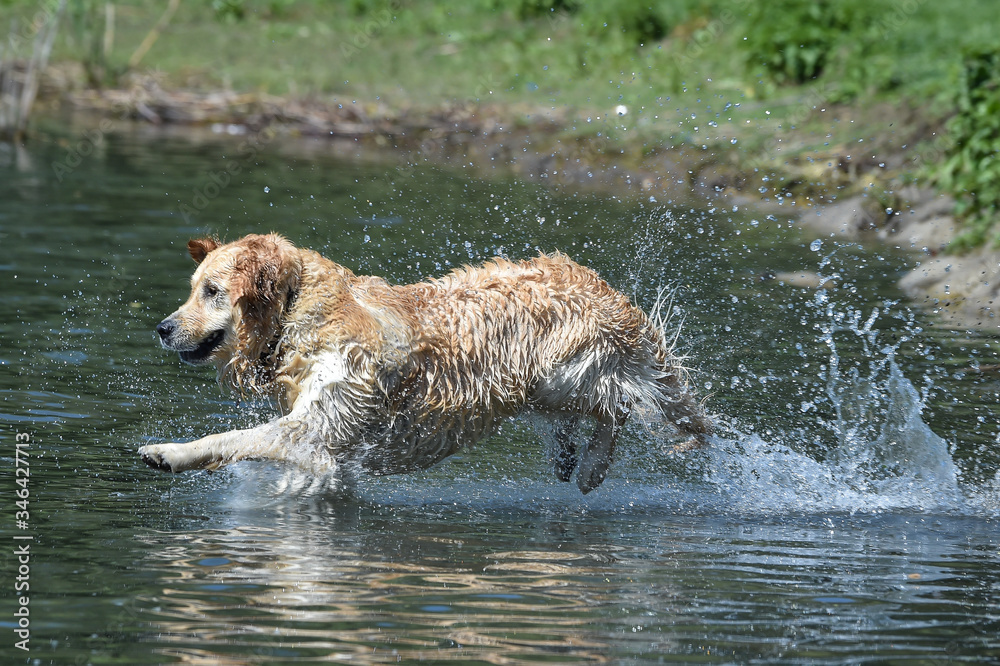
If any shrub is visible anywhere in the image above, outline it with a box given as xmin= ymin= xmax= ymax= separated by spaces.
xmin=212 ymin=0 xmax=246 ymax=22
xmin=508 ymin=0 xmax=579 ymax=20
xmin=577 ymin=0 xmax=670 ymax=46
xmin=934 ymin=47 xmax=1000 ymax=248
xmin=741 ymin=0 xmax=874 ymax=85
xmin=504 ymin=0 xmax=670 ymax=46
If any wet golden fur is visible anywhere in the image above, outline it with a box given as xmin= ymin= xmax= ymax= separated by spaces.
xmin=140 ymin=234 xmax=711 ymax=493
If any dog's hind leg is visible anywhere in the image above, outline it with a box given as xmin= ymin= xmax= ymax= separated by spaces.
xmin=551 ymin=415 xmax=580 ymax=482
xmin=576 ymin=407 xmax=628 ymax=494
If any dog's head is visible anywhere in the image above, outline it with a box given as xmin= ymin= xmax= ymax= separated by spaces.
xmin=157 ymin=234 xmax=301 ymax=388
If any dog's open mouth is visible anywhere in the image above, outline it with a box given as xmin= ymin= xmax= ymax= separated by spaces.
xmin=178 ymin=329 xmax=226 ymax=364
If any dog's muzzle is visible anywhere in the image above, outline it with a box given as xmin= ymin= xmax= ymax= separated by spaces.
xmin=155 ymin=318 xmax=177 ymax=344
xmin=156 ymin=318 xmax=225 ymax=364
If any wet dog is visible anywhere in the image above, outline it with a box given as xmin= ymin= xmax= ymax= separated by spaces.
xmin=139 ymin=234 xmax=711 ymax=493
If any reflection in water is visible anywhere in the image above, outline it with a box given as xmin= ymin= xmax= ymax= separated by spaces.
xmin=141 ymin=524 xmax=617 ymax=663
xmin=124 ymin=494 xmax=999 ymax=664
xmin=1 ymin=125 xmax=998 ymax=664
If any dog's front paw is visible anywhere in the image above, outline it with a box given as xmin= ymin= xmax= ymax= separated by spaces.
xmin=139 ymin=444 xmax=185 ymax=473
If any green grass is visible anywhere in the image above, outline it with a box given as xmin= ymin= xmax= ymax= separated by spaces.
xmin=4 ymin=0 xmax=1000 ymax=238
xmin=2 ymin=0 xmax=989 ymax=108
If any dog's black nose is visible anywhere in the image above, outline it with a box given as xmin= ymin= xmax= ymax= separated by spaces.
xmin=156 ymin=319 xmax=176 ymax=340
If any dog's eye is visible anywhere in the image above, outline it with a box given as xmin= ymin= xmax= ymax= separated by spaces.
xmin=203 ymin=284 xmax=220 ymax=299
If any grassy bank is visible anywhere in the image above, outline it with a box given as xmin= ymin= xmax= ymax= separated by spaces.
xmin=6 ymin=1 xmax=989 ymax=104
xmin=4 ymin=0 xmax=1000 ymax=240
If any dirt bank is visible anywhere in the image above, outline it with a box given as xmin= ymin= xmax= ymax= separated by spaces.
xmin=796 ymin=185 xmax=1000 ymax=330
xmin=34 ymin=70 xmax=1000 ymax=331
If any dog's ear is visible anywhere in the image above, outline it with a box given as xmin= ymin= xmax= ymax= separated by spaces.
xmin=231 ymin=236 xmax=300 ymax=317
xmin=187 ymin=238 xmax=220 ymax=264
xmin=229 ymin=236 xmax=302 ymax=390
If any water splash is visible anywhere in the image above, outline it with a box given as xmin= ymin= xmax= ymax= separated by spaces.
xmin=696 ymin=287 xmax=967 ymax=515
xmin=700 ymin=363 xmax=963 ymax=515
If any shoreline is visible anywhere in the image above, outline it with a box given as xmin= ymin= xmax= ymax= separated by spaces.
xmin=29 ymin=74 xmax=1000 ymax=331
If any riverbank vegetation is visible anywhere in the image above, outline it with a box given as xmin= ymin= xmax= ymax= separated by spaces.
xmin=0 ymin=0 xmax=64 ymax=139
xmin=3 ymin=0 xmax=1000 ymax=245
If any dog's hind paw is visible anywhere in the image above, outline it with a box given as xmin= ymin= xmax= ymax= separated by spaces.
xmin=576 ymin=466 xmax=606 ymax=495
xmin=669 ymin=434 xmax=710 ymax=454
xmin=576 ymin=453 xmax=610 ymax=494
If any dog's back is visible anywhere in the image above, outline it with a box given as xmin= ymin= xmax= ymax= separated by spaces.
xmin=356 ymin=254 xmax=710 ymax=483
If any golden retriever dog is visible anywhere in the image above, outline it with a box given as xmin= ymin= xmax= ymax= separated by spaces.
xmin=139 ymin=233 xmax=711 ymax=493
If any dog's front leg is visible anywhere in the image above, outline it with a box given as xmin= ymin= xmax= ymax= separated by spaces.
xmin=139 ymin=423 xmax=290 ymax=473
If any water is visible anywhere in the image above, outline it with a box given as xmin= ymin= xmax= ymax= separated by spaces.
xmin=1 ymin=122 xmax=998 ymax=664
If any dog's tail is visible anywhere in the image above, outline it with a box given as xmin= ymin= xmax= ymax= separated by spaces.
xmin=629 ymin=287 xmax=714 ymax=444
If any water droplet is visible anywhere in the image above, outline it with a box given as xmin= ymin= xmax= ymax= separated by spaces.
xmin=810 ymin=239 xmax=823 ymax=252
